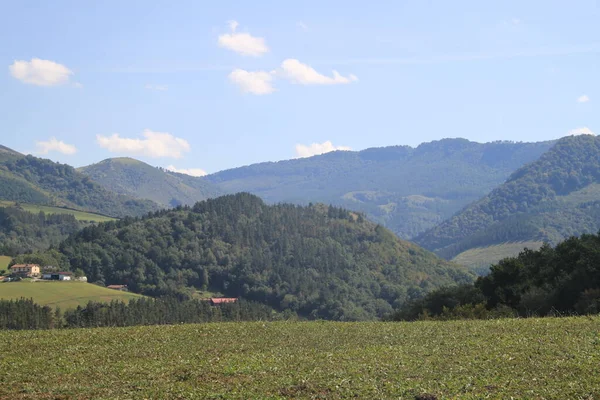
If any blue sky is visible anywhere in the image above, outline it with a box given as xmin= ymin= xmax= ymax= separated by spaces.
xmin=1 ymin=0 xmax=598 ymax=175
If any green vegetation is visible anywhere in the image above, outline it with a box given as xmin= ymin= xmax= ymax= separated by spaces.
xmin=451 ymin=241 xmax=543 ymax=273
xmin=0 ymin=255 xmax=10 ymax=270
xmin=79 ymin=157 xmax=222 ymax=208
xmin=0 ymin=150 xmax=160 ymax=218
xmin=206 ymin=138 xmax=554 ymax=238
xmin=58 ymin=193 xmax=473 ymax=320
xmin=0 ymin=206 xmax=85 ymax=255
xmin=416 ymin=135 xmax=600 ymax=260
xmin=0 ymin=201 xmax=116 ymax=222
xmin=0 ymin=281 xmax=143 ymax=309
xmin=396 ymin=232 xmax=600 ymax=320
xmin=1 ymin=317 xmax=598 ymax=399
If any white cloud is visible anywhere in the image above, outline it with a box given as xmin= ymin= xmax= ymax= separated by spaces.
xmin=511 ymin=18 xmax=521 ymax=25
xmin=297 ymin=21 xmax=309 ymax=31
xmin=577 ymin=95 xmax=590 ymax=103
xmin=218 ymin=20 xmax=269 ymax=57
xmin=145 ymin=84 xmax=169 ymax=91
xmin=295 ymin=141 xmax=351 ymax=158
xmin=165 ymin=165 xmax=207 ymax=177
xmin=279 ymin=59 xmax=358 ymax=85
xmin=229 ymin=68 xmax=275 ymax=95
xmin=9 ymin=58 xmax=73 ymax=86
xmin=567 ymin=127 xmax=595 ymax=136
xmin=96 ymin=129 xmax=190 ymax=158
xmin=35 ymin=137 xmax=77 ymax=155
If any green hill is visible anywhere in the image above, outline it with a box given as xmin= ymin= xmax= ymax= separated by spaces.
xmin=0 ymin=281 xmax=143 ymax=309
xmin=416 ymin=135 xmax=600 ymax=266
xmin=206 ymin=138 xmax=554 ymax=239
xmin=58 ymin=193 xmax=474 ymax=320
xmin=0 ymin=201 xmax=116 ymax=222
xmin=79 ymin=157 xmax=222 ymax=208
xmin=0 ymin=147 xmax=160 ymax=218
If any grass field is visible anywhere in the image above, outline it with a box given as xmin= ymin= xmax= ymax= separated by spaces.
xmin=0 ymin=201 xmax=116 ymax=222
xmin=1 ymin=317 xmax=599 ymax=399
xmin=0 ymin=255 xmax=11 ymax=271
xmin=0 ymin=281 xmax=143 ymax=309
xmin=452 ymin=241 xmax=544 ymax=271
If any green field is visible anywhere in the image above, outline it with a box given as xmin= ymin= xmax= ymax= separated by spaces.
xmin=0 ymin=255 xmax=11 ymax=271
xmin=1 ymin=317 xmax=598 ymax=399
xmin=0 ymin=201 xmax=116 ymax=222
xmin=0 ymin=281 xmax=143 ymax=309
xmin=452 ymin=241 xmax=544 ymax=271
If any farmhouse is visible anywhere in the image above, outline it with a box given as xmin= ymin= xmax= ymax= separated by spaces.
xmin=107 ymin=284 xmax=128 ymax=291
xmin=10 ymin=264 xmax=41 ymax=277
xmin=42 ymin=272 xmax=73 ymax=281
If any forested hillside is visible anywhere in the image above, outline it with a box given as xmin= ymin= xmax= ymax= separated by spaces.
xmin=0 ymin=149 xmax=160 ymax=218
xmin=416 ymin=135 xmax=600 ymax=265
xmin=396 ymin=232 xmax=600 ymax=319
xmin=56 ymin=193 xmax=473 ymax=320
xmin=79 ymin=158 xmax=222 ymax=208
xmin=0 ymin=205 xmax=85 ymax=256
xmin=206 ymin=139 xmax=554 ymax=238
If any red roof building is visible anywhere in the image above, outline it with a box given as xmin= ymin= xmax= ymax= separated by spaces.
xmin=210 ymin=298 xmax=238 ymax=305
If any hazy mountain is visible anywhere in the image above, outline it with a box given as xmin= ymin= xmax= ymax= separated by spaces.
xmin=206 ymin=138 xmax=555 ymax=239
xmin=0 ymin=147 xmax=159 ymax=218
xmin=59 ymin=193 xmax=474 ymax=320
xmin=415 ymin=135 xmax=600 ymax=269
xmin=79 ymin=158 xmax=223 ymax=208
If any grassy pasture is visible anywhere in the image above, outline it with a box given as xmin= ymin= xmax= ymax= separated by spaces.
xmin=0 ymin=255 xmax=11 ymax=271
xmin=1 ymin=316 xmax=599 ymax=399
xmin=0 ymin=281 xmax=143 ymax=309
xmin=452 ymin=241 xmax=544 ymax=272
xmin=0 ymin=201 xmax=116 ymax=222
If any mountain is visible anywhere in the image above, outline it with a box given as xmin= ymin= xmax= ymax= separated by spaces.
xmin=58 ymin=193 xmax=474 ymax=320
xmin=79 ymin=158 xmax=223 ymax=208
xmin=0 ymin=148 xmax=160 ymax=218
xmin=205 ymin=138 xmax=554 ymax=239
xmin=415 ymin=135 xmax=600 ymax=268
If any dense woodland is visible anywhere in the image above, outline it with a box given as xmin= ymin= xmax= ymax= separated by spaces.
xmin=395 ymin=232 xmax=600 ymax=320
xmin=54 ymin=193 xmax=473 ymax=320
xmin=416 ymin=135 xmax=600 ymax=258
xmin=79 ymin=158 xmax=222 ymax=208
xmin=0 ymin=206 xmax=84 ymax=256
xmin=0 ymin=152 xmax=159 ymax=218
xmin=0 ymin=297 xmax=276 ymax=330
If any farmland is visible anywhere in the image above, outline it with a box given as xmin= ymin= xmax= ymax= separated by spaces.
xmin=0 ymin=255 xmax=10 ymax=270
xmin=0 ymin=281 xmax=143 ymax=309
xmin=1 ymin=317 xmax=599 ymax=399
xmin=0 ymin=201 xmax=116 ymax=222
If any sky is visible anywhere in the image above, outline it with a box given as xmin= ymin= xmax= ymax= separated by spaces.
xmin=1 ymin=0 xmax=599 ymax=176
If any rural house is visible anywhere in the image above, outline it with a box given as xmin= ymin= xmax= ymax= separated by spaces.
xmin=10 ymin=264 xmax=41 ymax=277
xmin=210 ymin=298 xmax=238 ymax=305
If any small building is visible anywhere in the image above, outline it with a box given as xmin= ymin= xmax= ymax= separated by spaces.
xmin=107 ymin=284 xmax=128 ymax=291
xmin=42 ymin=272 xmax=72 ymax=281
xmin=10 ymin=264 xmax=41 ymax=277
xmin=210 ymin=298 xmax=238 ymax=305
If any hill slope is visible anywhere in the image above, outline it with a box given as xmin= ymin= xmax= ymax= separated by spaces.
xmin=206 ymin=139 xmax=554 ymax=239
xmin=79 ymin=157 xmax=222 ymax=207
xmin=0 ymin=148 xmax=160 ymax=218
xmin=58 ymin=193 xmax=473 ymax=320
xmin=0 ymin=281 xmax=143 ymax=309
xmin=415 ymin=135 xmax=600 ymax=265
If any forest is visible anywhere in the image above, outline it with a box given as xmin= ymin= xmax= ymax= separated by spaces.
xmin=52 ymin=193 xmax=473 ymax=320
xmin=395 ymin=231 xmax=600 ymax=320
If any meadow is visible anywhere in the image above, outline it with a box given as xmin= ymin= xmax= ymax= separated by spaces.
xmin=0 ymin=201 xmax=116 ymax=222
xmin=451 ymin=241 xmax=544 ymax=272
xmin=0 ymin=255 xmax=11 ymax=271
xmin=0 ymin=281 xmax=143 ymax=309
xmin=0 ymin=316 xmax=598 ymax=399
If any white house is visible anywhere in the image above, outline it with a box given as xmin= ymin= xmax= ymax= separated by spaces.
xmin=42 ymin=272 xmax=73 ymax=281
